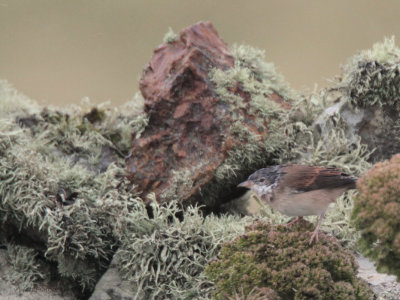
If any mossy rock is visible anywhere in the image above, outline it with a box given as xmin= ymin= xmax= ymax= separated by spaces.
xmin=353 ymin=153 xmax=400 ymax=280
xmin=341 ymin=36 xmax=400 ymax=110
xmin=205 ymin=220 xmax=373 ymax=300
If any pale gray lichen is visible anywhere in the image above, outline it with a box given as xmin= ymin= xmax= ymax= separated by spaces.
xmin=116 ymin=195 xmax=252 ymax=300
xmin=230 ymin=44 xmax=294 ymax=100
xmin=295 ymin=126 xmax=372 ymax=177
xmin=5 ymin=244 xmax=45 ymax=291
xmin=340 ymin=36 xmax=400 ymax=109
xmin=0 ymin=80 xmax=40 ymax=118
xmin=163 ymin=27 xmax=178 ymax=44
xmin=0 ymin=80 xmax=252 ymax=297
xmin=0 ymin=81 xmax=149 ymax=292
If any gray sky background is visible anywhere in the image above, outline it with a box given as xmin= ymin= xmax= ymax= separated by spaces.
xmin=1 ymin=0 xmax=400 ymax=106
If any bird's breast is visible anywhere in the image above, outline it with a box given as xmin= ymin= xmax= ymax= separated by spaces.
xmin=269 ymin=188 xmax=339 ymax=217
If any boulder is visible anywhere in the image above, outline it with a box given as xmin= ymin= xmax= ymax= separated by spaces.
xmin=314 ymin=96 xmax=400 ymax=163
xmin=314 ymin=38 xmax=400 ymax=163
xmin=127 ymin=21 xmax=291 ymax=206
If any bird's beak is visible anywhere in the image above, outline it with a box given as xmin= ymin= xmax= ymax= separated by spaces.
xmin=237 ymin=180 xmax=253 ymax=188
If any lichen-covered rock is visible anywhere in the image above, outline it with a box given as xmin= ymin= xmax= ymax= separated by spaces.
xmin=0 ymin=81 xmax=148 ymax=296
xmin=314 ymin=37 xmax=400 ymax=162
xmin=205 ymin=220 xmax=373 ymax=300
xmin=127 ymin=21 xmax=292 ymax=207
xmin=0 ymin=80 xmax=251 ymax=299
xmin=356 ymin=255 xmax=400 ymax=299
xmin=353 ymin=153 xmax=400 ymax=281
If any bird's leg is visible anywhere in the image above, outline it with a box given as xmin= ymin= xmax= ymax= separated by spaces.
xmin=284 ymin=216 xmax=303 ymax=227
xmin=309 ymin=212 xmax=325 ymax=245
xmin=269 ymin=217 xmax=303 ymax=240
xmin=268 ymin=225 xmax=275 ymax=239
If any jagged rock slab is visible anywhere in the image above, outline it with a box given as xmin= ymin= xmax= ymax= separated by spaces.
xmin=127 ymin=21 xmax=289 ymax=205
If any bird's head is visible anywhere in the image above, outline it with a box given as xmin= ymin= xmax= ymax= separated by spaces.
xmin=237 ymin=167 xmax=281 ymax=201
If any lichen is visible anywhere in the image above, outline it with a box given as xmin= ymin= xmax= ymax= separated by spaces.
xmin=2 ymin=33 xmax=397 ymax=299
xmin=294 ymin=126 xmax=372 ymax=177
xmin=340 ymin=36 xmax=400 ymax=109
xmin=0 ymin=81 xmax=148 ymax=293
xmin=0 ymin=80 xmax=253 ymax=298
xmin=116 ymin=196 xmax=252 ymax=300
xmin=230 ymin=44 xmax=294 ymax=100
xmin=0 ymin=80 xmax=40 ymax=118
xmin=5 ymin=244 xmax=45 ymax=291
xmin=163 ymin=27 xmax=178 ymax=44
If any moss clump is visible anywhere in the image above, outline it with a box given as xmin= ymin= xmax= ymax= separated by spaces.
xmin=229 ymin=287 xmax=279 ymax=300
xmin=353 ymin=153 xmax=400 ymax=280
xmin=205 ymin=220 xmax=373 ymax=300
xmin=340 ymin=36 xmax=400 ymax=109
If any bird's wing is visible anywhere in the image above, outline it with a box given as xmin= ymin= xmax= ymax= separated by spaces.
xmin=282 ymin=165 xmax=356 ymax=192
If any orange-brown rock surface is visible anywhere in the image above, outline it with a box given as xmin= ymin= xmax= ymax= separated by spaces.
xmin=127 ymin=21 xmax=290 ymax=205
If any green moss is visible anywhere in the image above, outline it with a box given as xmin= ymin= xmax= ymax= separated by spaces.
xmin=353 ymin=154 xmax=400 ymax=280
xmin=229 ymin=287 xmax=279 ymax=300
xmin=205 ymin=220 xmax=373 ymax=300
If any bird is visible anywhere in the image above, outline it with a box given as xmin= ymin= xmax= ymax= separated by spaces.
xmin=237 ymin=164 xmax=357 ymax=244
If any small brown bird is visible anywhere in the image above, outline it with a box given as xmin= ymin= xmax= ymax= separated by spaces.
xmin=237 ymin=164 xmax=357 ymax=244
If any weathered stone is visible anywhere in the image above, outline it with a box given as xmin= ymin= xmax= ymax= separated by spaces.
xmin=317 ymin=38 xmax=400 ymax=163
xmin=314 ymin=98 xmax=400 ymax=162
xmin=356 ymin=255 xmax=400 ymax=300
xmin=89 ymin=256 xmax=137 ymax=300
xmin=127 ymin=21 xmax=289 ymax=205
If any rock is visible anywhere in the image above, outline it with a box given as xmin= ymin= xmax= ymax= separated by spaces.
xmin=127 ymin=21 xmax=290 ymax=206
xmin=89 ymin=256 xmax=137 ymax=300
xmin=313 ymin=96 xmax=400 ymax=162
xmin=356 ymin=255 xmax=400 ymax=300
xmin=314 ymin=38 xmax=400 ymax=163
